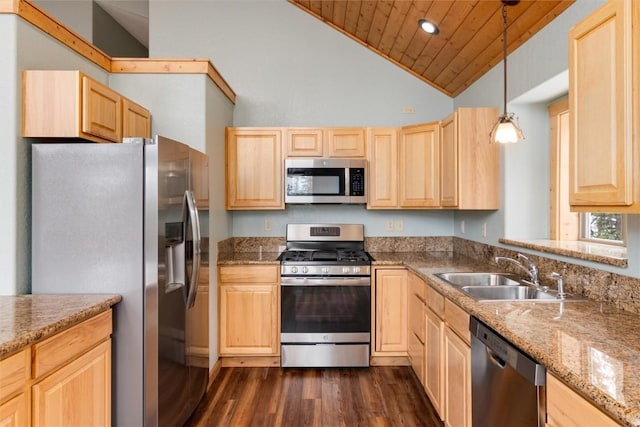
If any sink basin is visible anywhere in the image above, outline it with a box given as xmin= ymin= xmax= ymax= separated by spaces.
xmin=436 ymin=272 xmax=586 ymax=302
xmin=436 ymin=272 xmax=521 ymax=287
xmin=461 ymin=285 xmax=559 ymax=301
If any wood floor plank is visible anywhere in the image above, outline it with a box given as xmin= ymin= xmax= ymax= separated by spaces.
xmin=186 ymin=366 xmax=444 ymax=427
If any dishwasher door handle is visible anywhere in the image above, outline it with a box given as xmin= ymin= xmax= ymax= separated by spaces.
xmin=486 ymin=347 xmax=507 ymax=369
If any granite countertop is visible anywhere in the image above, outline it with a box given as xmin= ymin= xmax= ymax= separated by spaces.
xmin=219 ymin=250 xmax=639 ymax=425
xmin=0 ymin=294 xmax=121 ymax=358
xmin=217 ymin=251 xmax=281 ymax=265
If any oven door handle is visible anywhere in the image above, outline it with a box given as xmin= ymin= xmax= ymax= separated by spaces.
xmin=281 ymin=277 xmax=371 ymax=286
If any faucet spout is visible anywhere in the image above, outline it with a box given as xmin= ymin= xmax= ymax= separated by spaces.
xmin=494 ymin=254 xmax=540 ymax=287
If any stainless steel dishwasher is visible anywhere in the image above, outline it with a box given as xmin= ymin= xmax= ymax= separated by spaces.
xmin=469 ymin=317 xmax=546 ymax=427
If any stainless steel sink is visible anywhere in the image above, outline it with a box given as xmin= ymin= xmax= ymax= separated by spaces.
xmin=436 ymin=272 xmax=521 ymax=287
xmin=461 ymin=285 xmax=558 ymax=301
xmin=436 ymin=272 xmax=586 ymax=302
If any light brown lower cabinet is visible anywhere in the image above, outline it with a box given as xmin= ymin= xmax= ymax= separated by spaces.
xmin=373 ymin=267 xmax=408 ymax=356
xmin=218 ymin=265 xmax=280 ymax=357
xmin=546 ymin=374 xmax=620 ymax=426
xmin=424 ymin=306 xmax=444 ymax=419
xmin=443 ymin=326 xmax=471 ymax=427
xmin=0 ymin=310 xmax=112 ymax=427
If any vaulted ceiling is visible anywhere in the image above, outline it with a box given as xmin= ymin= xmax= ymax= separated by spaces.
xmin=289 ymin=0 xmax=575 ymax=97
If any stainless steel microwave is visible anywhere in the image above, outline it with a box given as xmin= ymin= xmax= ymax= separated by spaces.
xmin=285 ymin=158 xmax=366 ymax=204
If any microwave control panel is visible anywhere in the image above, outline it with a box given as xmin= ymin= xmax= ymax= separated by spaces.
xmin=350 ymin=168 xmax=365 ymax=196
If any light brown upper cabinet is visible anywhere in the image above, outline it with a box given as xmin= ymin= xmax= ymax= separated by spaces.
xmin=440 ymin=108 xmax=499 ymax=209
xmin=285 ymin=127 xmax=366 ymax=158
xmin=122 ymin=98 xmax=151 ymax=138
xmin=399 ymin=122 xmax=440 ymax=208
xmin=23 ymin=70 xmax=149 ymax=143
xmin=367 ymin=128 xmax=399 ymax=208
xmin=286 ymin=128 xmax=324 ymax=157
xmin=325 ymin=128 xmax=366 ymax=158
xmin=569 ymin=0 xmax=640 ymax=212
xmin=226 ymin=127 xmax=284 ymax=210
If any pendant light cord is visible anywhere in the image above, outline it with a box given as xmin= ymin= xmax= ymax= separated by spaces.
xmin=502 ymin=4 xmax=508 ymax=115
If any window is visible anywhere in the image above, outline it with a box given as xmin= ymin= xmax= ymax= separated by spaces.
xmin=548 ymin=98 xmax=626 ymax=246
xmin=580 ymin=213 xmax=626 ymax=245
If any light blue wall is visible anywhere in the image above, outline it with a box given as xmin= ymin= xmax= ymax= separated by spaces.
xmin=1 ymin=15 xmax=108 ymax=295
xmin=148 ymin=0 xmax=456 ymax=237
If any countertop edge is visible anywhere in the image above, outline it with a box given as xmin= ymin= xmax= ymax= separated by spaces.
xmin=0 ymin=294 xmax=122 ymax=358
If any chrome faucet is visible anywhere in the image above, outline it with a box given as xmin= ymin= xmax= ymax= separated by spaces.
xmin=494 ymin=253 xmax=540 ymax=287
xmin=549 ymin=272 xmax=566 ymax=299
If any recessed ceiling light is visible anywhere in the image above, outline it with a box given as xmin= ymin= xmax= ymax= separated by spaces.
xmin=418 ymin=19 xmax=439 ymax=35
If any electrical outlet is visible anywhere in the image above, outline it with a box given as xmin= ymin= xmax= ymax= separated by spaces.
xmin=264 ymin=219 xmax=272 ymax=231
xmin=460 ymin=220 xmax=465 ymax=234
xmin=482 ymin=222 xmax=487 ymax=238
xmin=401 ymin=106 xmax=416 ymax=114
xmin=395 ymin=220 xmax=404 ymax=232
xmin=386 ymin=220 xmax=394 ymax=231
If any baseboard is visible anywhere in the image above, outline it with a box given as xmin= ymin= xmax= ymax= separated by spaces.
xmin=370 ymin=356 xmax=411 ymax=366
xmin=220 ymin=356 xmax=281 ymax=367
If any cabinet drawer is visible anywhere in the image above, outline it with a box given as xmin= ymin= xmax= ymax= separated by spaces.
xmin=427 ymin=286 xmax=444 ymax=318
xmin=445 ymin=299 xmax=470 ymax=345
xmin=199 ymin=266 xmax=210 ymax=284
xmin=33 ymin=310 xmax=112 ymax=379
xmin=0 ymin=348 xmax=30 ymax=403
xmin=219 ymin=265 xmax=279 ymax=283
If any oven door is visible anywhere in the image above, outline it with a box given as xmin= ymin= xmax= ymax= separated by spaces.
xmin=281 ymin=276 xmax=371 ymax=343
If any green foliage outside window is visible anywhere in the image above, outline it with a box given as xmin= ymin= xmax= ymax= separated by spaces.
xmin=586 ymin=213 xmax=623 ymax=242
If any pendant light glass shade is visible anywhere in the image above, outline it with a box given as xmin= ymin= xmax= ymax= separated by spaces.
xmin=491 ymin=113 xmax=524 ymax=143
xmin=492 ymin=1 xmax=525 ymax=144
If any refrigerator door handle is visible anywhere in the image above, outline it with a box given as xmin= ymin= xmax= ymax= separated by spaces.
xmin=185 ymin=190 xmax=201 ymax=308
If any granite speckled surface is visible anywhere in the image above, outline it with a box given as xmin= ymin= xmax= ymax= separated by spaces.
xmin=500 ymin=238 xmax=627 ymax=267
xmin=217 ymin=251 xmax=281 ymax=265
xmin=0 ymin=294 xmax=121 ymax=358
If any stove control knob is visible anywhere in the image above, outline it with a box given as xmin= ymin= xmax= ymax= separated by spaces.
xmin=354 ymin=267 xmax=360 ymax=274
xmin=321 ymin=267 xmax=329 ymax=274
xmin=302 ymin=266 xmax=309 ymax=274
xmin=342 ymin=267 xmax=350 ymax=274
xmin=290 ymin=266 xmax=298 ymax=274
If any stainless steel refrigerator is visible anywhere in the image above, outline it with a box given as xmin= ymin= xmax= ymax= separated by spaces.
xmin=31 ymin=136 xmax=209 ymax=426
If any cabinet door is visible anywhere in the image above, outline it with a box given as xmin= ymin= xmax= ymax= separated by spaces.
xmin=367 ymin=128 xmax=399 ymax=208
xmin=226 ymin=128 xmax=284 ymax=209
xmin=0 ymin=393 xmax=29 ymax=427
xmin=32 ymin=340 xmax=111 ymax=427
xmin=546 ymin=374 xmax=619 ymax=427
xmin=122 ymin=98 xmax=151 ymax=138
xmin=399 ymin=122 xmax=440 ymax=208
xmin=440 ymin=112 xmax=458 ymax=207
xmin=81 ymin=76 xmax=122 ymax=143
xmin=444 ymin=328 xmax=471 ymax=427
xmin=425 ymin=308 xmax=444 ymax=420
xmin=219 ymin=284 xmax=279 ymax=355
xmin=326 ymin=128 xmax=366 ymax=157
xmin=408 ymin=332 xmax=424 ymax=386
xmin=374 ymin=269 xmax=408 ymax=354
xmin=186 ymin=267 xmax=209 ymax=367
xmin=569 ymin=0 xmax=633 ymax=206
xmin=286 ymin=128 xmax=323 ymax=157
xmin=191 ymin=149 xmax=209 ymax=210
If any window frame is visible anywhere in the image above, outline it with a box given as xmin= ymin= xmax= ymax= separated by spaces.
xmin=579 ymin=212 xmax=627 ymax=246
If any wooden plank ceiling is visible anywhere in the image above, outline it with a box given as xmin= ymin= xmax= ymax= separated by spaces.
xmin=289 ymin=0 xmax=575 ymax=97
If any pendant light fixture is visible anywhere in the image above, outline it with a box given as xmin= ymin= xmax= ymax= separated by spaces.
xmin=490 ymin=0 xmax=525 ymax=144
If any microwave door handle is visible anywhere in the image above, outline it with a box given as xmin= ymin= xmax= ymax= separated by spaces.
xmin=185 ymin=190 xmax=201 ymax=308
xmin=344 ymin=168 xmax=350 ymax=196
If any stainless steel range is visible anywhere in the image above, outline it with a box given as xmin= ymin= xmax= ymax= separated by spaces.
xmin=279 ymin=224 xmax=373 ymax=368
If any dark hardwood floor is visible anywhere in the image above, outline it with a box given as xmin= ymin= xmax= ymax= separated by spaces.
xmin=185 ymin=366 xmax=444 ymax=426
